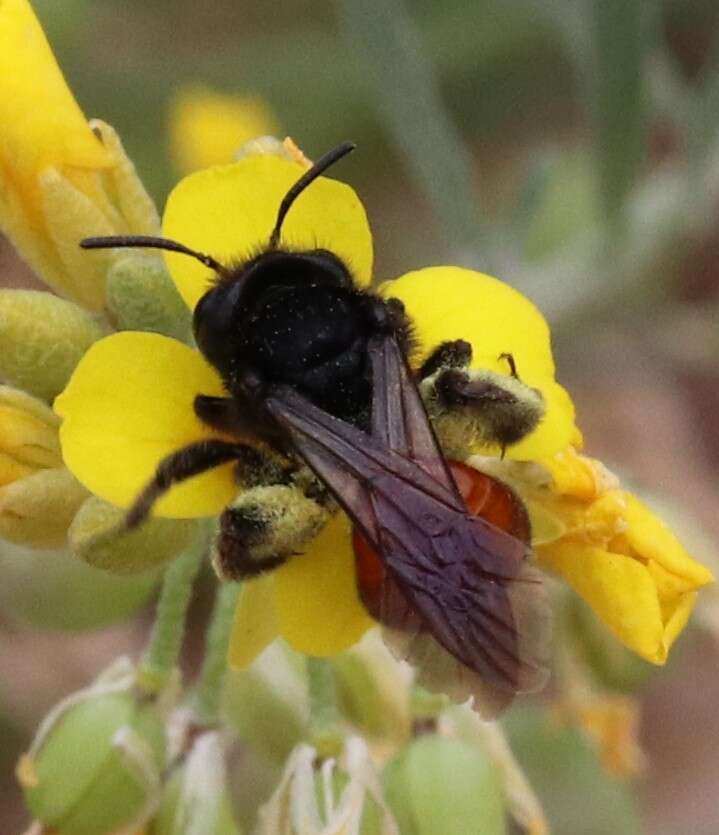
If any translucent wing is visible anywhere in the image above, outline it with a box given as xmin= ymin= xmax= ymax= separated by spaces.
xmin=266 ymin=335 xmax=549 ymax=715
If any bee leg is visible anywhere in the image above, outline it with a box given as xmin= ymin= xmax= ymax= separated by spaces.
xmin=420 ymin=361 xmax=544 ymax=459
xmin=498 ymin=352 xmax=519 ymax=380
xmin=193 ymin=394 xmax=252 ymax=434
xmin=194 ymin=392 xmax=288 ymax=449
xmin=434 ymin=368 xmax=517 ymax=409
xmin=212 ymin=485 xmax=330 ymax=581
xmin=123 ymin=439 xmax=251 ymax=530
xmin=213 ymin=504 xmax=288 ymax=580
xmin=418 ymin=339 xmax=472 ymax=379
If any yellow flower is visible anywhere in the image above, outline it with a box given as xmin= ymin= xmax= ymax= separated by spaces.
xmin=168 ymin=84 xmax=279 ymax=174
xmin=54 ymin=149 xmax=708 ymax=673
xmin=474 ymin=446 xmax=714 ymax=664
xmin=0 ymin=0 xmax=159 ymax=310
xmin=55 ymin=150 xmax=577 ymax=666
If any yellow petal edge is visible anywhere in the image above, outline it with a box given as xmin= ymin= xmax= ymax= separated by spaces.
xmin=162 ymin=154 xmax=374 ymax=310
xmin=55 ymin=332 xmax=238 ymax=517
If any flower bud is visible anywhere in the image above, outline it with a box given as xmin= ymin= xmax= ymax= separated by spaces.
xmin=0 ymin=466 xmax=89 ymax=548
xmin=69 ymin=496 xmax=197 ymax=574
xmin=34 ymin=120 xmax=161 ymax=312
xmin=106 ymin=255 xmax=193 ymax=343
xmin=0 ymin=388 xmax=90 ymax=547
xmin=383 ymin=735 xmax=506 ymax=835
xmin=0 ymin=385 xmax=62 ymax=473
xmin=18 ymin=658 xmax=170 ymax=835
xmin=0 ymin=290 xmax=104 ymax=401
xmin=0 ymin=540 xmax=161 ymax=631
xmin=223 ymin=642 xmax=308 ymax=764
xmin=149 ymin=731 xmax=241 ymax=835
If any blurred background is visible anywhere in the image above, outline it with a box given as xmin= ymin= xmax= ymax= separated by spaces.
xmin=2 ymin=0 xmax=719 ymax=832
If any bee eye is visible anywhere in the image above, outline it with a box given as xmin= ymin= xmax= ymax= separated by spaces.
xmin=193 ymin=281 xmax=244 ymax=375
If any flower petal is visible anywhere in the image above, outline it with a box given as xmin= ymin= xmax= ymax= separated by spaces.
xmin=0 ymin=0 xmax=109 ymax=192
xmin=621 ymin=492 xmax=714 ymax=588
xmin=539 ymin=446 xmax=619 ymax=501
xmin=382 ymin=267 xmax=555 ymax=376
xmin=537 ymin=541 xmax=672 ymax=664
xmin=162 ymin=155 xmax=373 ymax=310
xmin=229 ymin=573 xmax=280 ymax=669
xmin=381 ymin=266 xmax=578 ymax=458
xmin=272 ymin=512 xmax=374 ymax=656
xmin=55 ymin=332 xmax=237 ymax=517
xmin=0 ymin=0 xmax=118 ymax=308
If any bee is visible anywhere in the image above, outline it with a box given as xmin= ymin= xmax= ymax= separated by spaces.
xmin=82 ymin=142 xmax=549 ymax=715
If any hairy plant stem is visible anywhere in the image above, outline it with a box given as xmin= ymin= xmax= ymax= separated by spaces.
xmin=307 ymin=656 xmax=343 ymax=757
xmin=192 ymin=580 xmax=240 ymax=724
xmin=136 ymin=523 xmax=208 ymax=694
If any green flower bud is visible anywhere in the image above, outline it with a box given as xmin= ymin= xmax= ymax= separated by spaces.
xmin=19 ymin=659 xmax=170 ymax=835
xmin=69 ymin=496 xmax=197 ymax=574
xmin=223 ymin=642 xmax=308 ymax=764
xmin=0 ymin=467 xmax=88 ymax=549
xmin=0 ymin=388 xmax=77 ymax=548
xmin=0 ymin=540 xmax=161 ymax=630
xmin=150 ymin=731 xmax=241 ymax=835
xmin=333 ymin=632 xmax=411 ymax=746
xmin=106 ymin=255 xmax=192 ymax=343
xmin=0 ymin=290 xmax=104 ymax=401
xmin=383 ymin=735 xmax=506 ymax=835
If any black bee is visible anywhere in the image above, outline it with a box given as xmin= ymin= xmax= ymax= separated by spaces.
xmin=81 ymin=142 xmax=549 ymax=714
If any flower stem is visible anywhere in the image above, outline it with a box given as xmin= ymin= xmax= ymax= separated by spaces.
xmin=192 ymin=580 xmax=240 ymax=724
xmin=137 ymin=523 xmax=208 ymax=694
xmin=307 ymin=657 xmax=343 ymax=757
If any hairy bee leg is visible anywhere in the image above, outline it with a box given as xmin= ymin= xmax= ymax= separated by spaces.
xmin=434 ymin=368 xmax=519 ymax=409
xmin=420 ymin=362 xmax=545 ymax=459
xmin=212 ymin=485 xmax=330 ymax=581
xmin=213 ymin=507 xmax=288 ymax=580
xmin=418 ymin=339 xmax=473 ymax=380
xmin=124 ymin=439 xmax=250 ymax=530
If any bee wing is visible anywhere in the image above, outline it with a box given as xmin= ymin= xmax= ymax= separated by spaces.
xmin=371 ymin=507 xmax=550 ymax=716
xmin=368 ymin=334 xmax=461 ymax=493
xmin=266 ymin=336 xmax=549 ymax=715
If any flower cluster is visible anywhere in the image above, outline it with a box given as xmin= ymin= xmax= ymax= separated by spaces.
xmin=54 ymin=148 xmax=713 ymax=670
xmin=0 ymin=1 xmax=715 ymax=833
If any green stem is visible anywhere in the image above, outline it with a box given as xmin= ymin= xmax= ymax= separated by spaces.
xmin=307 ymin=657 xmax=343 ymax=757
xmin=192 ymin=580 xmax=240 ymax=724
xmin=137 ymin=523 xmax=208 ymax=694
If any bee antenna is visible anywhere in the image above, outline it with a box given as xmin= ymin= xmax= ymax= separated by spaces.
xmin=269 ymin=141 xmax=356 ymax=249
xmin=80 ymin=235 xmax=227 ymax=274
